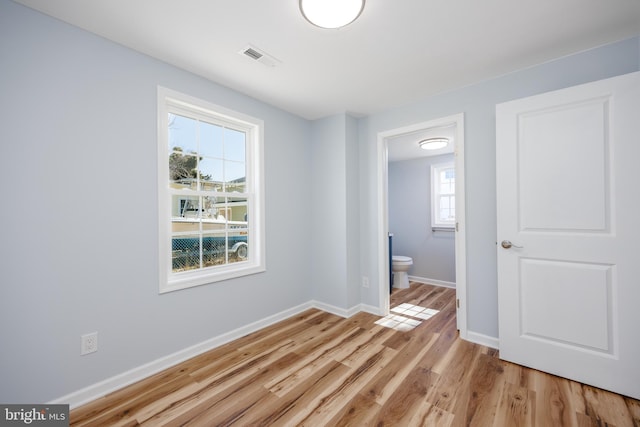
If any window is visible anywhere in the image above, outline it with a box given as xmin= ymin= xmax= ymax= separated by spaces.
xmin=431 ymin=162 xmax=455 ymax=228
xmin=157 ymin=87 xmax=264 ymax=293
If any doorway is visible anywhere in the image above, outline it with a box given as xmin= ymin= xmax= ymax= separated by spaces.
xmin=376 ymin=113 xmax=467 ymax=337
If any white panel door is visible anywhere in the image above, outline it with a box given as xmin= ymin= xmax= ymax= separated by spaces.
xmin=496 ymin=71 xmax=640 ymax=399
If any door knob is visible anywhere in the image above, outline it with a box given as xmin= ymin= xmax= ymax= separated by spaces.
xmin=501 ymin=240 xmax=523 ymax=249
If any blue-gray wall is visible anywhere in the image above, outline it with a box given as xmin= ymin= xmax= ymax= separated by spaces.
xmin=1 ymin=0 xmax=639 ymax=404
xmin=389 ymin=154 xmax=456 ymax=284
xmin=310 ymin=114 xmax=361 ymax=311
xmin=310 ymin=115 xmax=348 ymax=307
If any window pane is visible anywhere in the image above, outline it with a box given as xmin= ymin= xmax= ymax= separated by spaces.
xmin=440 ymin=196 xmax=450 ymax=210
xmin=438 ymin=195 xmax=455 ymax=222
xmin=169 ymin=150 xmax=198 ymax=187
xmin=439 ymin=168 xmax=455 ymax=194
xmin=229 ymin=231 xmax=248 ymax=264
xmin=202 ymin=232 xmax=227 ymax=267
xmin=200 ymin=121 xmax=224 ymax=159
xmin=227 ymin=196 xmax=248 ymax=223
xmin=202 ymin=195 xmax=226 ymax=224
xmin=439 ymin=196 xmax=448 ymax=222
xmin=224 ymin=160 xmax=246 ymax=193
xmin=199 ymin=157 xmax=224 ymax=191
xmin=224 ymin=128 xmax=246 ymax=162
xmin=168 ymin=114 xmax=198 ymax=155
xmin=172 ymin=195 xmax=200 ymax=220
xmin=229 ymin=196 xmax=248 ymax=263
xmin=172 ymin=235 xmax=201 ymax=272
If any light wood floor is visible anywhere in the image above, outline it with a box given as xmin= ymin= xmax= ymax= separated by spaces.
xmin=71 ymin=283 xmax=640 ymax=426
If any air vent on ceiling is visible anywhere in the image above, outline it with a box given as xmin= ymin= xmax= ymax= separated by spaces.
xmin=240 ymin=44 xmax=281 ymax=67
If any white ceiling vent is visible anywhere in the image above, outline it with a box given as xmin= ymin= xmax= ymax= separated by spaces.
xmin=240 ymin=45 xmax=281 ymax=67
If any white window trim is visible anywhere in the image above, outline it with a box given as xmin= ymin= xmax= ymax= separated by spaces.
xmin=431 ymin=161 xmax=455 ymax=229
xmin=157 ymin=86 xmax=265 ymax=293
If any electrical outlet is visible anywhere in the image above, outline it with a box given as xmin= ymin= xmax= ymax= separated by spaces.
xmin=81 ymin=332 xmax=98 ymax=355
xmin=362 ymin=276 xmax=370 ymax=288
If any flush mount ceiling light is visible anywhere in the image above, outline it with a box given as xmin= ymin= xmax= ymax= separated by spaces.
xmin=299 ymin=0 xmax=365 ymax=29
xmin=419 ymin=138 xmax=449 ymax=150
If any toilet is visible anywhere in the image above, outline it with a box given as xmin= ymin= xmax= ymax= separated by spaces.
xmin=392 ymin=255 xmax=413 ymax=289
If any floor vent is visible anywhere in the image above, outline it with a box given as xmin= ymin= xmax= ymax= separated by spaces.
xmin=240 ymin=44 xmax=281 ymax=67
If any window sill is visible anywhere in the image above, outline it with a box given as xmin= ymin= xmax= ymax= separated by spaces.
xmin=160 ymin=263 xmax=266 ymax=294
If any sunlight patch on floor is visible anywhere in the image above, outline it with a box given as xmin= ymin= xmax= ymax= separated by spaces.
xmin=375 ymin=303 xmax=440 ymax=331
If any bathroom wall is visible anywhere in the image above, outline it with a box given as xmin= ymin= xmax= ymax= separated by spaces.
xmin=388 ymin=154 xmax=456 ymax=285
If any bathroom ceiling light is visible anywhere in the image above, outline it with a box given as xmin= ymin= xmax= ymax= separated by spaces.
xmin=419 ymin=138 xmax=449 ymax=150
xmin=299 ymin=0 xmax=365 ymax=29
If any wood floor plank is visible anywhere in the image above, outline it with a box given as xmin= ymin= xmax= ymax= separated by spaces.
xmin=426 ymin=340 xmax=483 ymax=413
xmin=297 ymin=346 xmax=398 ymax=426
xmin=492 ymin=382 xmax=536 ymax=427
xmin=362 ymin=331 xmax=439 ymax=406
xmin=529 ymin=369 xmax=580 ymax=427
xmin=407 ymin=401 xmax=456 ymax=427
xmin=502 ymin=359 xmax=532 ymax=390
xmin=372 ymin=364 xmax=440 ymax=426
xmin=324 ymin=392 xmax=382 ymax=427
xmin=451 ymin=352 xmax=507 ymax=426
xmin=582 ymin=385 xmax=636 ymax=427
xmin=245 ymin=360 xmax=352 ymax=427
xmin=72 ymin=370 xmax=201 ymax=427
xmin=69 ymin=283 xmax=640 ymax=427
xmin=178 ymin=352 xmax=300 ymax=426
xmin=334 ymin=325 xmax=395 ymax=367
xmin=626 ymin=397 xmax=640 ymax=426
xmin=190 ymin=338 xmax=297 ymax=399
xmin=265 ymin=326 xmax=365 ymax=396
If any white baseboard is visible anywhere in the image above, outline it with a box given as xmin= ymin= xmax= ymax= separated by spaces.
xmin=408 ymin=275 xmax=456 ymax=289
xmin=464 ymin=330 xmax=500 ymax=349
xmin=358 ymin=303 xmax=384 ymax=316
xmin=51 ymin=301 xmax=315 ymax=409
xmin=310 ymin=300 xmax=353 ymax=318
xmin=311 ymin=300 xmax=384 ymax=318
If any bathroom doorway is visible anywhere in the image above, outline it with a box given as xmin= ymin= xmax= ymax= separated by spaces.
xmin=376 ymin=113 xmax=467 ymax=337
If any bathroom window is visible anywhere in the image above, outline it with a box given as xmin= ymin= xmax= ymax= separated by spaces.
xmin=157 ymin=87 xmax=265 ymax=293
xmin=431 ymin=162 xmax=455 ymax=228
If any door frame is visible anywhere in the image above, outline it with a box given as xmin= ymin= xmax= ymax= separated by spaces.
xmin=376 ymin=113 xmax=467 ymax=337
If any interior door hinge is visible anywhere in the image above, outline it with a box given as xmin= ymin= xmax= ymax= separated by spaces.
xmin=456 ymin=298 xmax=460 ymax=309
xmin=455 ymin=222 xmax=459 ymax=232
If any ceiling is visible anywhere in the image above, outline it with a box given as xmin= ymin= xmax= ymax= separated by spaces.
xmin=387 ymin=125 xmax=456 ymax=163
xmin=13 ymin=0 xmax=640 ymax=120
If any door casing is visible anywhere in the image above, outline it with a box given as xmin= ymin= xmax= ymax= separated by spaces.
xmin=376 ymin=113 xmax=467 ymax=338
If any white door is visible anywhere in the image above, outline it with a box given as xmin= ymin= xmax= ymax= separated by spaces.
xmin=496 ymin=71 xmax=640 ymax=399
